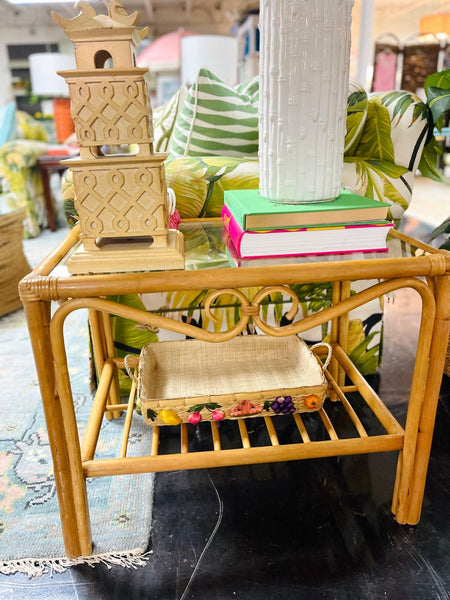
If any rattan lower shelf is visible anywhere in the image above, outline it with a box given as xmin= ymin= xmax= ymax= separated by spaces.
xmin=81 ymin=343 xmax=405 ymax=479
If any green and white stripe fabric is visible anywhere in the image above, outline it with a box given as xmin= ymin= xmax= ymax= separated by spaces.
xmin=236 ymin=75 xmax=260 ymax=106
xmin=169 ymin=69 xmax=259 ymax=159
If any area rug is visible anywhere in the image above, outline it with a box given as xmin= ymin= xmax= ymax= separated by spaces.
xmin=0 ymin=306 xmax=155 ymax=577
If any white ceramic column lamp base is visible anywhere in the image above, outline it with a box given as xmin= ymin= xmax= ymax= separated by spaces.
xmin=258 ymin=0 xmax=354 ymax=204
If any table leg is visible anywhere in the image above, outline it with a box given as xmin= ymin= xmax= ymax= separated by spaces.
xmin=337 ymin=281 xmax=351 ymax=387
xmin=23 ymin=298 xmax=92 ymax=557
xmin=401 ymin=275 xmax=450 ymax=524
xmin=330 ymin=281 xmax=351 ymax=392
xmin=391 ymin=279 xmax=439 ymax=525
xmin=101 ymin=311 xmax=122 ymax=418
xmin=329 ymin=282 xmax=341 ymax=395
xmin=38 ymin=163 xmax=58 ymax=232
xmin=88 ymin=309 xmax=122 ymax=420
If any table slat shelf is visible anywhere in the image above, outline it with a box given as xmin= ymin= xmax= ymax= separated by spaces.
xmin=80 ymin=343 xmax=405 ymax=479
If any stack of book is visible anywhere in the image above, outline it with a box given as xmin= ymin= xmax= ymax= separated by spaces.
xmin=222 ymin=189 xmax=393 ymax=261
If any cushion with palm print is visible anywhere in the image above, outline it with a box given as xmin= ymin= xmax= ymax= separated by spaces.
xmin=164 ymin=155 xmax=259 ymax=219
xmin=369 ymin=91 xmax=429 ymax=170
xmin=16 ymin=111 xmax=48 ymax=142
xmin=152 ymin=85 xmax=188 ymax=153
xmin=345 ymin=79 xmax=368 ymax=156
xmin=343 ymin=90 xmax=430 ymax=223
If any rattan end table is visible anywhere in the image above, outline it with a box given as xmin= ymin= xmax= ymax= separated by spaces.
xmin=19 ymin=222 xmax=450 ymax=558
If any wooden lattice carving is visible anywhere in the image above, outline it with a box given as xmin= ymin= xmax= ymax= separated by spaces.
xmin=62 ymin=70 xmax=153 ymax=149
xmin=70 ymin=156 xmax=168 ymax=248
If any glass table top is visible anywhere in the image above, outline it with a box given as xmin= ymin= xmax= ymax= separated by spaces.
xmin=177 ymin=220 xmax=426 ymax=272
xmin=50 ymin=219 xmax=436 ymax=279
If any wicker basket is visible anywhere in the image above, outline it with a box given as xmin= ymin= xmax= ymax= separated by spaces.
xmin=129 ymin=335 xmax=331 ymax=427
xmin=0 ymin=209 xmax=31 ymax=317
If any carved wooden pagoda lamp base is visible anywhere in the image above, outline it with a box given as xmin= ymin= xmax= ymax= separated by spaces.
xmin=67 ymin=229 xmax=184 ymax=274
xmin=53 ymin=0 xmax=184 ymax=274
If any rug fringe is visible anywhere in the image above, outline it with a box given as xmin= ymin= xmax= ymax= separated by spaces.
xmin=0 ymin=549 xmax=153 ymax=578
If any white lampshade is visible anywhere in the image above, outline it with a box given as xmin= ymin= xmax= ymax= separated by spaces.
xmin=181 ymin=35 xmax=238 ymax=86
xmin=29 ymin=53 xmax=76 ymax=97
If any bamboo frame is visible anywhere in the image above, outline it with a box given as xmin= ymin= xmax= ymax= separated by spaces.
xmin=82 ymin=432 xmax=405 ymax=477
xmin=18 ymin=224 xmax=450 ymax=558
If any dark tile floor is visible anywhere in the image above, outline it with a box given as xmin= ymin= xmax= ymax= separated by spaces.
xmin=4 ymin=285 xmax=449 ymax=599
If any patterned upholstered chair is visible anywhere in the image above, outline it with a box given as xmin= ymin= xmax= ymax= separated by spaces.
xmin=0 ymin=111 xmax=48 ymax=238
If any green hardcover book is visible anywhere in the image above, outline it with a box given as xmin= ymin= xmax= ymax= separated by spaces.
xmin=224 ymin=189 xmax=390 ymax=230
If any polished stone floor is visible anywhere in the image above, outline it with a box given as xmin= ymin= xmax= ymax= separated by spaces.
xmin=1 ymin=179 xmax=449 ymax=599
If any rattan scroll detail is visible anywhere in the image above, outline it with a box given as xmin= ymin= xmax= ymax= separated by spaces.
xmin=204 ymin=285 xmax=299 ymax=329
xmin=50 ymin=278 xmax=436 ymax=346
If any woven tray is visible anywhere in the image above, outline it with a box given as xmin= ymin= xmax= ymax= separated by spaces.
xmin=129 ymin=336 xmax=331 ymax=426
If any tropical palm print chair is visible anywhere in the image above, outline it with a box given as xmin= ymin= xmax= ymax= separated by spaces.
xmin=0 ymin=111 xmax=48 ymax=238
xmin=63 ymin=69 xmax=432 ymax=393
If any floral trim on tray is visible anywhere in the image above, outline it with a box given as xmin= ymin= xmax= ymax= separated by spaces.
xmin=144 ymin=394 xmax=325 ymax=426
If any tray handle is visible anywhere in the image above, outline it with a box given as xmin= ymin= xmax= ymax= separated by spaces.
xmin=310 ymin=342 xmax=332 ymax=371
xmin=124 ymin=354 xmax=139 ymax=383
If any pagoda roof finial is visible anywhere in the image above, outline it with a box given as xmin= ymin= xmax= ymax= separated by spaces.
xmin=52 ymin=0 xmax=148 ymax=42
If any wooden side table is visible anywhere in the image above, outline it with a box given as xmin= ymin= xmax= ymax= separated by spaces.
xmin=37 ymin=154 xmax=72 ymax=232
xmin=19 ymin=223 xmax=450 ymax=558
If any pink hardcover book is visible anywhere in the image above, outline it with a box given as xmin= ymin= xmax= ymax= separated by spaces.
xmin=221 ymin=204 xmax=393 ymax=259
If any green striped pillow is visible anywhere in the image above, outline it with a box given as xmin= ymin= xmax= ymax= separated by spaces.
xmin=169 ymin=69 xmax=259 ymax=158
xmin=236 ymin=75 xmax=259 ymax=105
